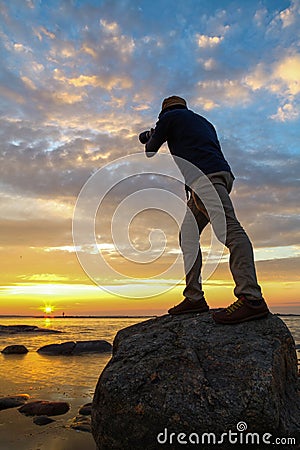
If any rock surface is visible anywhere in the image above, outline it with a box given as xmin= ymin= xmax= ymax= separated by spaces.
xmin=92 ymin=312 xmax=300 ymax=450
xmin=0 ymin=394 xmax=30 ymax=410
xmin=18 ymin=400 xmax=70 ymax=416
xmin=1 ymin=345 xmax=29 ymax=354
xmin=0 ymin=325 xmax=61 ymax=334
xmin=37 ymin=340 xmax=112 ymax=355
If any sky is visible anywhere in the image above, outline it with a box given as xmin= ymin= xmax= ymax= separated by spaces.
xmin=0 ymin=0 xmax=299 ymax=316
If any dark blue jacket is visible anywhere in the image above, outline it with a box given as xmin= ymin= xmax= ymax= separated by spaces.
xmin=145 ymin=108 xmax=232 ymax=183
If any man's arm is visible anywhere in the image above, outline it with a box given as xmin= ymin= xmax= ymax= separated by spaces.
xmin=139 ymin=114 xmax=169 ymax=157
xmin=145 ymin=134 xmax=161 ymax=158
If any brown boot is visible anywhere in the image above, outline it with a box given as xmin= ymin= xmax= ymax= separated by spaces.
xmin=168 ymin=298 xmax=209 ymax=315
xmin=213 ymin=296 xmax=269 ymax=324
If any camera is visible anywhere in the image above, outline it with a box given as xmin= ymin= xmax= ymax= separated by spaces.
xmin=139 ymin=129 xmax=153 ymax=144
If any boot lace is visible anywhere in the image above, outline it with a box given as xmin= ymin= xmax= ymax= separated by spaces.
xmin=226 ymin=298 xmax=244 ymax=314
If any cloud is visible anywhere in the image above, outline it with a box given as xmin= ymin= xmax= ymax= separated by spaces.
xmin=0 ymin=217 xmax=71 ymax=247
xmin=245 ymin=54 xmax=300 ymax=97
xmin=196 ymin=79 xmax=250 ymax=109
xmin=274 ymin=54 xmax=300 ymax=96
xmin=0 ymin=0 xmax=299 ymax=298
xmin=249 ymin=55 xmax=300 ymax=121
xmin=270 ymin=103 xmax=299 ymax=121
xmin=211 ymin=256 xmax=300 ymax=283
xmin=13 ymin=42 xmax=32 ymax=53
xmin=81 ymin=43 xmax=98 ymax=59
xmin=253 ymin=7 xmax=268 ymax=27
xmin=21 ymin=75 xmax=36 ymax=90
xmin=54 ymin=71 xmax=132 ymax=90
xmin=202 ymin=58 xmax=217 ymax=71
xmin=196 ymin=34 xmax=224 ymax=48
xmin=33 ymin=26 xmax=56 ymax=41
xmin=267 ymin=0 xmax=300 ymax=30
xmin=19 ymin=273 xmax=69 ymax=282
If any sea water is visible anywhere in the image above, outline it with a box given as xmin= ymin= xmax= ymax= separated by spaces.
xmin=0 ymin=316 xmax=299 ymax=401
xmin=0 ymin=317 xmax=147 ymax=400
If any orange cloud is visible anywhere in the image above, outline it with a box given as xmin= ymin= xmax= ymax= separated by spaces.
xmin=33 ymin=26 xmax=56 ymax=41
xmin=54 ymin=70 xmax=132 ymax=91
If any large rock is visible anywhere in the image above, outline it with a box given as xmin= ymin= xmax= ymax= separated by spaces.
xmin=92 ymin=312 xmax=300 ymax=449
xmin=37 ymin=340 xmax=112 ymax=355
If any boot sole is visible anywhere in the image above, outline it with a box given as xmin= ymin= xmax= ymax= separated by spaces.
xmin=169 ymin=307 xmax=209 ymax=316
xmin=213 ymin=311 xmax=270 ymax=324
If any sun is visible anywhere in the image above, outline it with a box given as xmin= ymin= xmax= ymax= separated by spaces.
xmin=43 ymin=305 xmax=54 ymax=315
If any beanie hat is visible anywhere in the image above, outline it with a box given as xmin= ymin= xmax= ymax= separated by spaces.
xmin=161 ymin=95 xmax=187 ymax=112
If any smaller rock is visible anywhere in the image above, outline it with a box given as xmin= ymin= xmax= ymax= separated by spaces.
xmin=33 ymin=416 xmax=55 ymax=426
xmin=18 ymin=400 xmax=70 ymax=416
xmin=1 ymin=345 xmax=28 ymax=354
xmin=69 ymin=414 xmax=91 ymax=433
xmin=0 ymin=325 xmax=61 ymax=334
xmin=78 ymin=402 xmax=92 ymax=415
xmin=37 ymin=342 xmax=76 ymax=355
xmin=37 ymin=340 xmax=112 ymax=355
xmin=0 ymin=394 xmax=30 ymax=410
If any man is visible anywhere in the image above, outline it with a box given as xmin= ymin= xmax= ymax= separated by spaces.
xmin=139 ymin=95 xmax=269 ymax=324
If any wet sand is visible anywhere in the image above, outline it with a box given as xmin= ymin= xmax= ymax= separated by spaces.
xmin=0 ymin=407 xmax=96 ymax=450
xmin=0 ymin=379 xmax=96 ymax=450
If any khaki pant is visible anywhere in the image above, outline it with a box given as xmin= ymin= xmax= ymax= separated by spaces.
xmin=180 ymin=171 xmax=262 ymax=301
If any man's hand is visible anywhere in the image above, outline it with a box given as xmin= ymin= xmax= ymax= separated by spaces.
xmin=139 ymin=128 xmax=154 ymax=144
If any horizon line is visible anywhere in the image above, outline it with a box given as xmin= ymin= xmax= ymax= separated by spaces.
xmin=0 ymin=314 xmax=155 ymax=319
xmin=0 ymin=313 xmax=299 ymax=318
